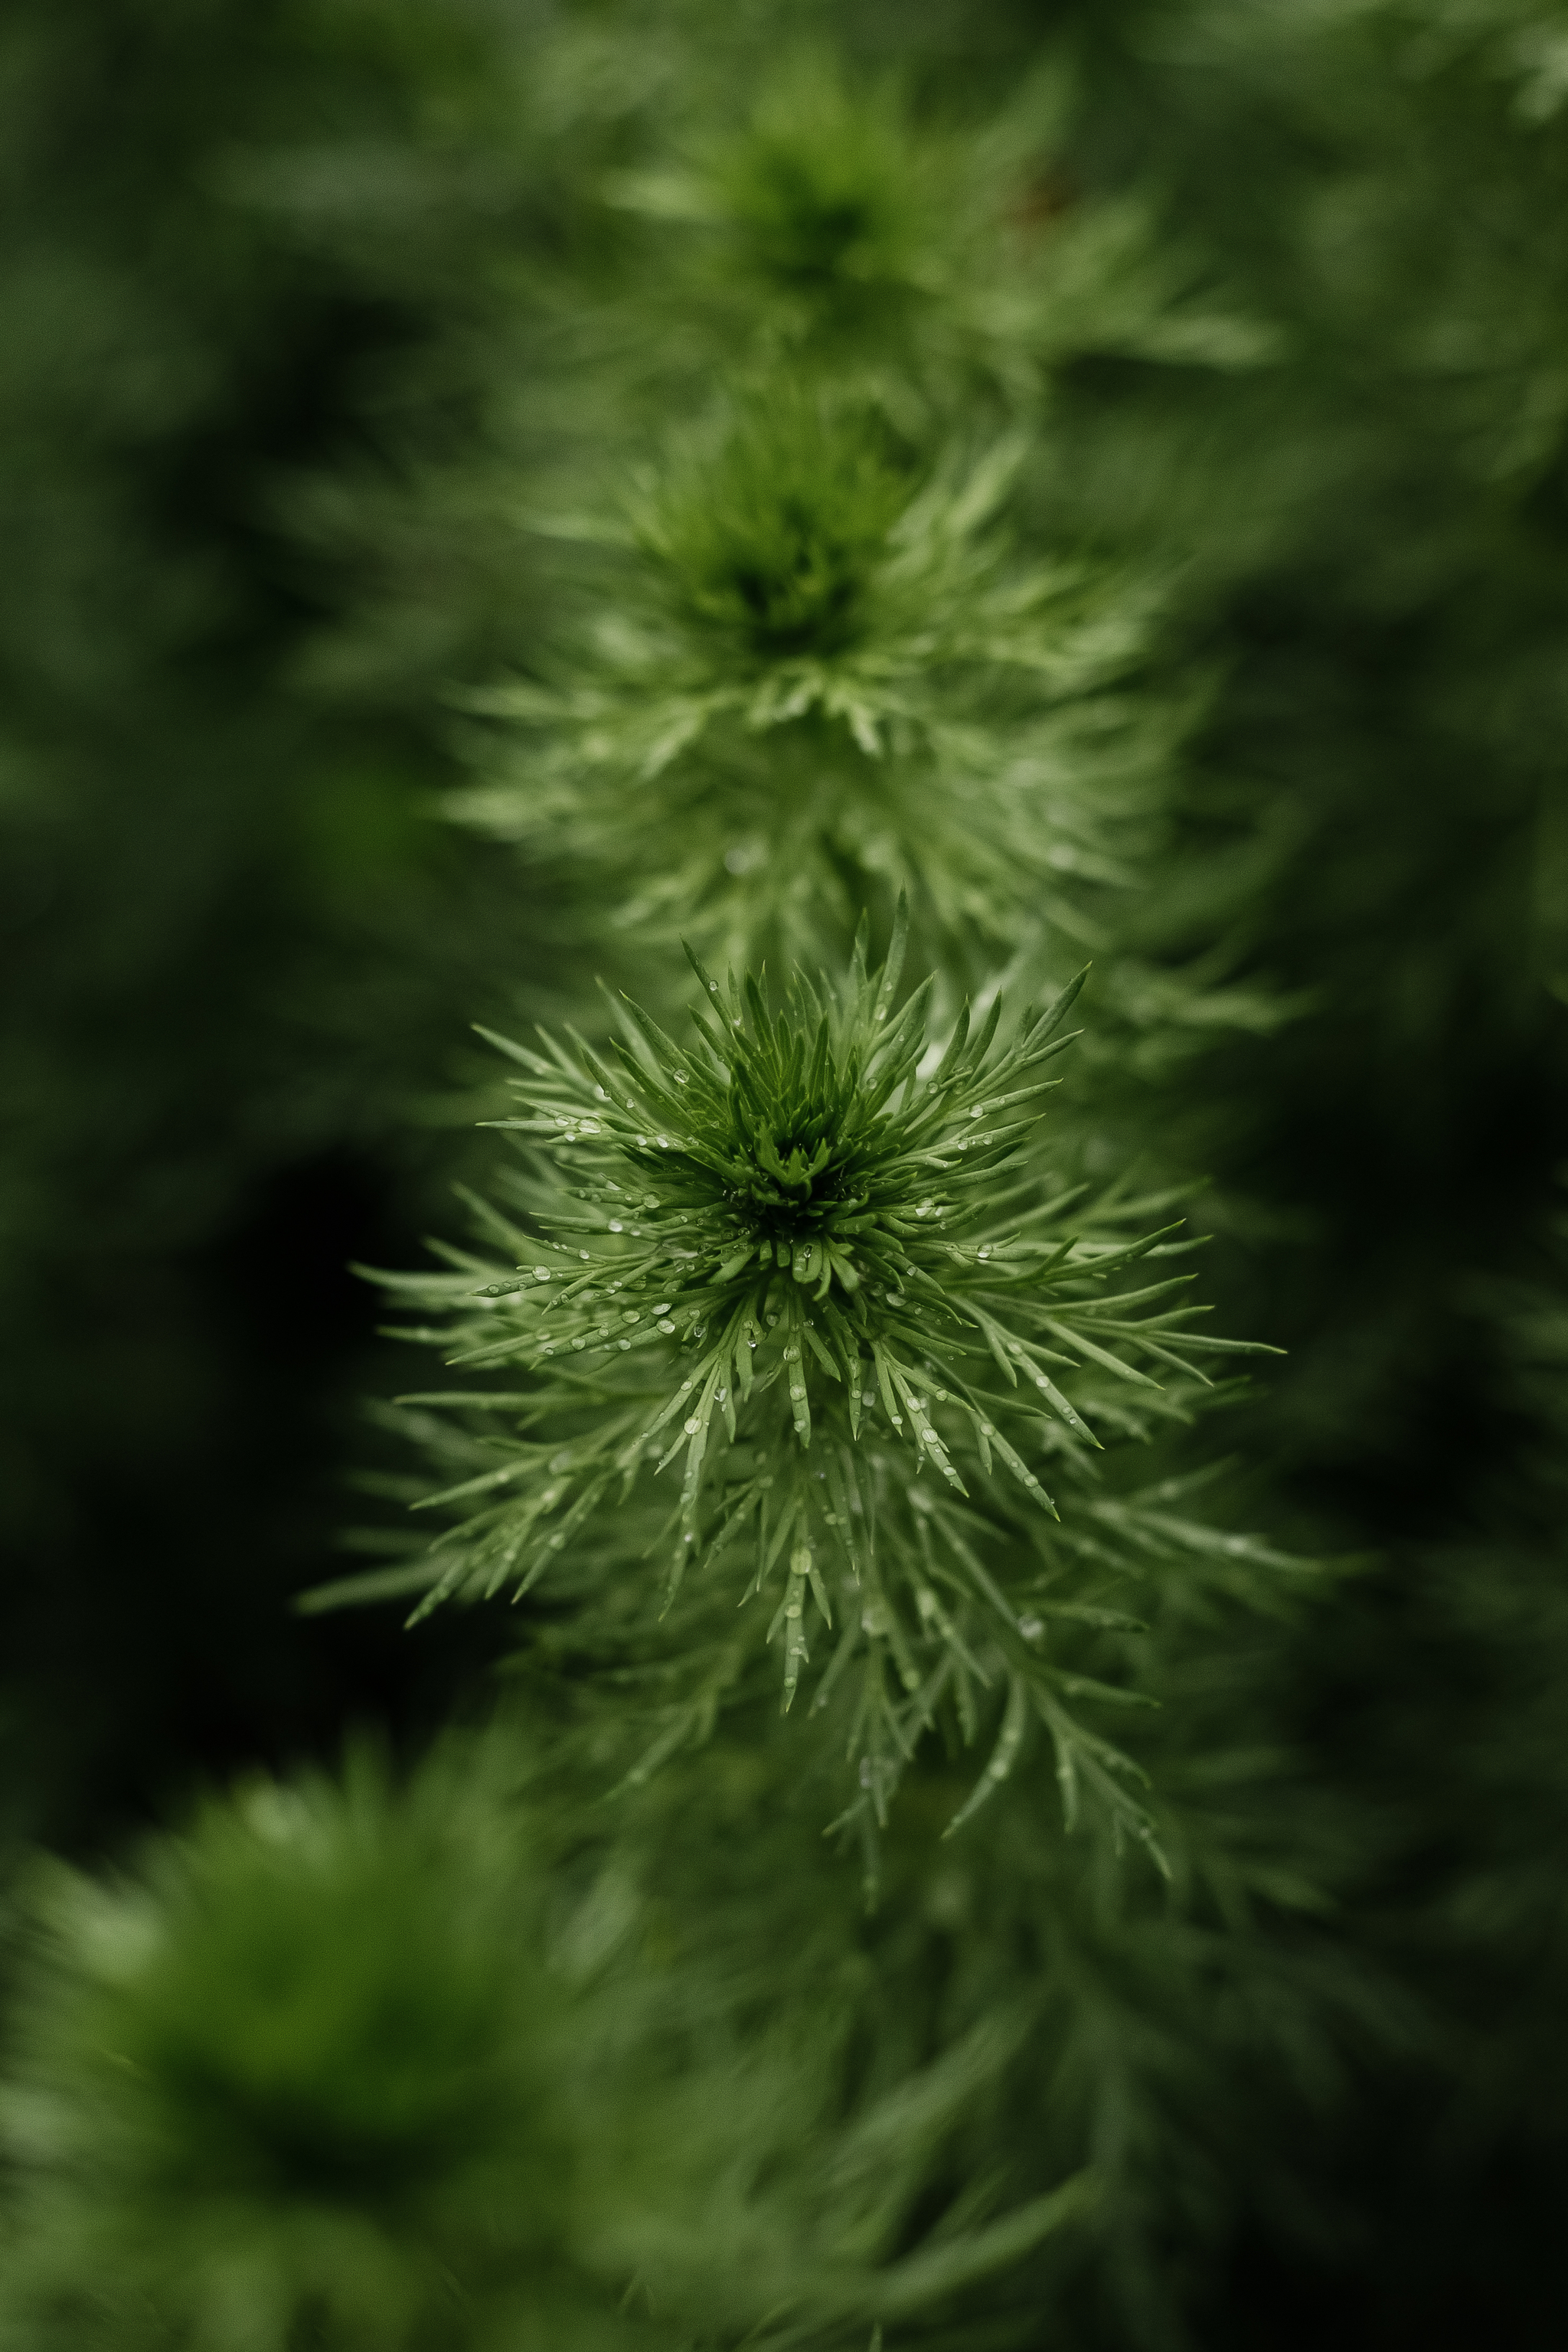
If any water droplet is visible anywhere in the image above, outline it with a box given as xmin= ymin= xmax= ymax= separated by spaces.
xmin=657 ymin=1318 xmax=676 ymax=1333
xmin=571 ymin=1338 xmax=585 ymax=1351
xmin=684 ymin=1416 xmax=701 ymax=1435
xmin=656 ymin=1135 xmax=670 ymax=1148
xmin=785 ymin=1600 xmax=802 ymax=1619
xmin=977 ymin=1248 xmax=991 ymax=1260
xmin=619 ymin=1338 xmax=632 ymax=1350
xmin=672 ymin=1072 xmax=688 ymax=1086
xmin=789 ymin=1383 xmax=805 ymax=1400
xmin=716 ymin=1387 xmax=727 ymax=1402
xmin=861 ymin=1390 xmax=876 ymax=1406
xmin=1019 ymin=1616 xmax=1044 ymax=1642
xmin=579 ymin=1251 xmax=591 ymax=1261
xmin=608 ymin=1221 xmax=623 ymax=1233
xmin=969 ymin=1106 xmax=983 ymax=1118
xmin=915 ymin=1200 xmax=933 ymax=1218
xmin=708 ymin=981 xmax=720 ymax=993
xmin=979 ymin=1421 xmax=995 ymax=1436
xmin=534 ymin=1266 xmax=552 ymax=1281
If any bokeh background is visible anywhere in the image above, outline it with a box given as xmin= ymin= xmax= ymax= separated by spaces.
xmin=5 ymin=2 xmax=1568 ymax=2344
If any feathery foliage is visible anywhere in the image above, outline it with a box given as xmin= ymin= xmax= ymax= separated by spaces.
xmin=456 ymin=397 xmax=1167 ymax=975
xmin=602 ymin=41 xmax=1278 ymax=423
xmin=0 ymin=1745 xmax=619 ymax=2349
xmin=0 ymin=1736 xmax=1097 ymax=2350
xmin=36 ymin=2 xmax=1568 ymax=2347
xmin=334 ymin=907 xmax=1286 ymax=1867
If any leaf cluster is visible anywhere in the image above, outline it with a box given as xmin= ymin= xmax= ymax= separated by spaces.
xmin=339 ymin=911 xmax=1279 ymax=1857
xmin=603 ymin=44 xmax=1277 ymax=417
xmin=457 ymin=400 xmax=1167 ymax=973
xmin=0 ymin=1735 xmax=1099 ymax=2350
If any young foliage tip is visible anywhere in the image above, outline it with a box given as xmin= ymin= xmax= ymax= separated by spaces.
xmin=343 ymin=917 xmax=1276 ymax=1857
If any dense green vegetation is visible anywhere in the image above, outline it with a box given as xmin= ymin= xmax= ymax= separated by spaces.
xmin=3 ymin=3 xmax=1565 ymax=2344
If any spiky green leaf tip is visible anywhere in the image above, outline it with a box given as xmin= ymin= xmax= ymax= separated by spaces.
xmin=370 ymin=901 xmax=1256 ymax=1636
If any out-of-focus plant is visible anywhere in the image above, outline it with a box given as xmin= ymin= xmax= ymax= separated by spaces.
xmin=0 ymin=1736 xmax=1095 ymax=2350
xmin=455 ymin=396 xmax=1171 ymax=978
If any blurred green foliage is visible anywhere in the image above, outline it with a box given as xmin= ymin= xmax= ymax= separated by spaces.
xmin=1 ymin=1733 xmax=1106 ymax=2349
xmin=4 ymin=1 xmax=1568 ymax=2347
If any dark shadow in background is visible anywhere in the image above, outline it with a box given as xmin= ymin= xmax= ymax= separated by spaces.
xmin=2 ymin=1150 xmax=499 ymax=1859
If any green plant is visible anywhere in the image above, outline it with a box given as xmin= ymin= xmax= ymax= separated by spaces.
xmin=456 ymin=394 xmax=1167 ymax=980
xmin=0 ymin=1736 xmax=1101 ymax=2350
xmin=0 ymin=1745 xmax=609 ymax=2348
xmin=332 ymin=908 xmax=1284 ymax=1877
xmin=23 ymin=10 xmax=1496 ymax=2350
